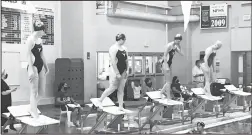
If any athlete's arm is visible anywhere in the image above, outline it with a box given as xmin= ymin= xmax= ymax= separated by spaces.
xmin=27 ymin=38 xmax=35 ymax=73
xmin=175 ymin=45 xmax=184 ymax=56
xmin=109 ymin=46 xmax=120 ymax=75
xmin=40 ymin=44 xmax=49 ymax=73
xmin=204 ymin=47 xmax=212 ymax=68
xmin=164 ymin=43 xmax=172 ymax=62
xmin=125 ymin=46 xmax=129 ymax=74
xmin=212 ymin=54 xmax=216 ymax=72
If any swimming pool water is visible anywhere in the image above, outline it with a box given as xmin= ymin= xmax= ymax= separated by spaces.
xmin=205 ymin=118 xmax=251 ymax=134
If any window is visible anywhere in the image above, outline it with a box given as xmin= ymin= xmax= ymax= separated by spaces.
xmin=145 ymin=56 xmax=153 ymax=74
xmin=97 ymin=52 xmax=110 ymax=81
xmin=128 ymin=55 xmax=133 ymax=74
xmin=154 ymin=54 xmax=164 ymax=73
xmin=134 ymin=56 xmax=144 ymax=74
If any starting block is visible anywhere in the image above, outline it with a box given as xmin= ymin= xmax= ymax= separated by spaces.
xmin=138 ymin=91 xmax=184 ymax=133
xmin=1 ymin=113 xmax=19 ymax=133
xmin=222 ymin=85 xmax=251 ymax=115
xmin=185 ymin=88 xmax=222 ymax=123
xmin=2 ymin=105 xmax=59 ymax=134
xmin=81 ymin=97 xmax=134 ymax=134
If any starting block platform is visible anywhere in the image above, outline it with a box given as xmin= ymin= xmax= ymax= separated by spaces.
xmin=80 ymin=97 xmax=135 ymax=134
xmin=137 ymin=91 xmax=184 ymax=133
xmin=221 ymin=85 xmax=251 ymax=115
xmin=184 ymin=88 xmax=222 ymax=123
xmin=1 ymin=105 xmax=59 ymax=134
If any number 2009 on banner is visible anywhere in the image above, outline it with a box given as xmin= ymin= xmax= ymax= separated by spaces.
xmin=211 ymin=18 xmax=226 ymax=28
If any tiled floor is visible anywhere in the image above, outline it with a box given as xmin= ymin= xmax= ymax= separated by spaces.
xmin=3 ymin=102 xmax=252 ymax=134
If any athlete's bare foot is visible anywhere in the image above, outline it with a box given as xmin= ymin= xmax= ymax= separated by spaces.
xmin=28 ymin=105 xmax=39 ymax=119
xmin=28 ymin=110 xmax=39 ymax=119
xmin=96 ymin=98 xmax=104 ymax=109
xmin=118 ymin=107 xmax=125 ymax=111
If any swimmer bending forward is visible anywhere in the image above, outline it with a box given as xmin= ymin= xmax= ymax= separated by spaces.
xmin=200 ymin=40 xmax=222 ymax=96
xmin=97 ymin=33 xmax=128 ymax=111
xmin=160 ymin=34 xmax=183 ymax=98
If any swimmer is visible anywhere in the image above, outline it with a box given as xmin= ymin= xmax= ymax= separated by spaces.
xmin=160 ymin=34 xmax=183 ymax=99
xmin=26 ymin=19 xmax=49 ymax=119
xmin=188 ymin=122 xmax=206 ymax=134
xmin=200 ymin=40 xmax=222 ymax=96
xmin=97 ymin=33 xmax=128 ymax=111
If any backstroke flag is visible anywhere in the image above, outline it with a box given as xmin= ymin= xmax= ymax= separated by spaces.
xmin=181 ymin=1 xmax=192 ymax=32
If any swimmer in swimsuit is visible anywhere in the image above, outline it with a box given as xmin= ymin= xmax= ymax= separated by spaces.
xmin=97 ymin=33 xmax=128 ymax=111
xmin=26 ymin=19 xmax=49 ymax=119
xmin=160 ymin=34 xmax=183 ymax=99
xmin=200 ymin=40 xmax=222 ymax=96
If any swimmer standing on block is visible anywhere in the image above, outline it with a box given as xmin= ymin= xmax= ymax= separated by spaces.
xmin=97 ymin=33 xmax=128 ymax=111
xmin=160 ymin=34 xmax=183 ymax=99
xmin=200 ymin=40 xmax=222 ymax=96
xmin=26 ymin=19 xmax=49 ymax=119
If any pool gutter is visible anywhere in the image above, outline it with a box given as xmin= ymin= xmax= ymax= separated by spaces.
xmin=174 ymin=115 xmax=251 ymax=134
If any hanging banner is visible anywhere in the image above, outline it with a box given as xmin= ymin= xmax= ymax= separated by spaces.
xmin=181 ymin=1 xmax=192 ymax=32
xmin=200 ymin=3 xmax=228 ymax=29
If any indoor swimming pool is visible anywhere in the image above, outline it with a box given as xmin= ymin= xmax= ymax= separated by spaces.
xmin=205 ymin=118 xmax=251 ymax=134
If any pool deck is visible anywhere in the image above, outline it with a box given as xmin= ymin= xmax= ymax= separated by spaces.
xmin=3 ymin=104 xmax=252 ymax=134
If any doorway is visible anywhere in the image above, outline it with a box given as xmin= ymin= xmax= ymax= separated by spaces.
xmin=231 ymin=51 xmax=251 ymax=87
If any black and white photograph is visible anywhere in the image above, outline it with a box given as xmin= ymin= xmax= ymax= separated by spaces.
xmin=1 ymin=0 xmax=251 ymax=134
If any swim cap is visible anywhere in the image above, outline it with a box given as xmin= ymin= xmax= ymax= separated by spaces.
xmin=174 ymin=34 xmax=182 ymax=41
xmin=213 ymin=40 xmax=222 ymax=50
xmin=197 ymin=122 xmax=205 ymax=127
xmin=116 ymin=33 xmax=126 ymax=41
xmin=216 ymin=40 xmax=222 ymax=47
xmin=33 ymin=20 xmax=45 ymax=32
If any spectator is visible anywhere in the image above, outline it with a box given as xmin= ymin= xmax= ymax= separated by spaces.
xmin=192 ymin=60 xmax=204 ymax=88
xmin=56 ymin=82 xmax=85 ymax=127
xmin=1 ymin=70 xmax=18 ymax=133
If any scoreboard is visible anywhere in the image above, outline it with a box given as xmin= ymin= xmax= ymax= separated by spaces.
xmin=1 ymin=7 xmax=54 ymax=45
xmin=1 ymin=8 xmax=21 ymax=44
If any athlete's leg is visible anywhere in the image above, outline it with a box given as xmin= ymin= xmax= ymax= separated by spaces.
xmin=160 ymin=65 xmax=172 ymax=99
xmin=28 ymin=66 xmax=39 ymax=118
xmin=201 ymin=63 xmax=212 ymax=95
xmin=98 ymin=74 xmax=119 ymax=103
xmin=38 ymin=67 xmax=46 ymax=103
xmin=117 ymin=72 xmax=127 ymax=110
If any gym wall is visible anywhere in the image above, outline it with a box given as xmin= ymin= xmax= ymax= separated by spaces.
xmin=168 ymin=1 xmax=251 ymax=84
xmin=82 ymin=2 xmax=167 ymax=102
xmin=2 ymin=1 xmax=61 ymax=105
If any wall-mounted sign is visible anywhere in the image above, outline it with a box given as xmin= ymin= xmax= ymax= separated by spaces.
xmin=200 ymin=3 xmax=228 ymax=29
